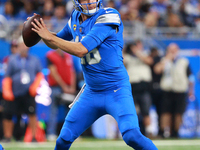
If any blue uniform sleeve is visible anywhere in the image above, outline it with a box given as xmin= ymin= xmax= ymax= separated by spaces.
xmin=81 ymin=24 xmax=116 ymax=52
xmin=81 ymin=8 xmax=121 ymax=52
xmin=56 ymin=18 xmax=73 ymax=41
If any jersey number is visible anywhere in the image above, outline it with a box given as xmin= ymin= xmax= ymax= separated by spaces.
xmin=75 ymin=36 xmax=101 ymax=65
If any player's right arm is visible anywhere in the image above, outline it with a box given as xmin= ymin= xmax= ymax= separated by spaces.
xmin=31 ymin=17 xmax=89 ymax=57
xmin=27 ymin=13 xmax=74 ymax=50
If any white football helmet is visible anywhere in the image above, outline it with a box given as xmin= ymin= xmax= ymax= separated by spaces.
xmin=71 ymin=0 xmax=103 ymax=16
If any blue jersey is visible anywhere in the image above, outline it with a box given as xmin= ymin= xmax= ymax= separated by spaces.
xmin=57 ymin=8 xmax=129 ymax=91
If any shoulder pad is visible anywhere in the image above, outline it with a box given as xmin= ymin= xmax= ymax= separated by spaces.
xmin=95 ymin=8 xmax=121 ymax=26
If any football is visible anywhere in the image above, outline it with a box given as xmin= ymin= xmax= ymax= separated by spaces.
xmin=22 ymin=14 xmax=41 ymax=47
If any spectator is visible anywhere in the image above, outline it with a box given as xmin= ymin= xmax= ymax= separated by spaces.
xmin=139 ymin=2 xmax=152 ymax=20
xmin=53 ymin=0 xmax=66 ymax=6
xmin=1 ymin=1 xmax=15 ymax=20
xmin=154 ymin=43 xmax=194 ymax=138
xmin=51 ymin=4 xmax=67 ymax=32
xmin=10 ymin=0 xmax=24 ymax=16
xmin=3 ymin=40 xmax=19 ymax=70
xmin=179 ymin=0 xmax=196 ymax=27
xmin=41 ymin=0 xmax=54 ymax=20
xmin=1 ymin=36 xmax=44 ymax=142
xmin=52 ymin=4 xmax=66 ymax=20
xmin=46 ymin=48 xmax=76 ymax=141
xmin=150 ymin=0 xmax=168 ymax=17
xmin=150 ymin=0 xmax=168 ymax=26
xmin=149 ymin=47 xmax=163 ymax=137
xmin=1 ymin=40 xmax=23 ymax=141
xmin=123 ymin=40 xmax=154 ymax=137
xmin=144 ymin=12 xmax=158 ymax=28
xmin=118 ymin=0 xmax=129 ymax=21
xmin=65 ymin=0 xmax=74 ymax=17
xmin=105 ymin=0 xmax=116 ymax=8
xmin=120 ymin=0 xmax=141 ymax=21
xmin=166 ymin=8 xmax=183 ymax=28
xmin=0 ymin=40 xmax=19 ymax=140
xmin=16 ymin=1 xmax=35 ymax=21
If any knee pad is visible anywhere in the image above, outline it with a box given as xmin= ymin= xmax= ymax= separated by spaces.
xmin=122 ymin=128 xmax=158 ymax=150
xmin=55 ymin=127 xmax=75 ymax=150
xmin=59 ymin=127 xmax=75 ymax=142
xmin=55 ymin=136 xmax=72 ymax=150
xmin=3 ymin=113 xmax=12 ymax=120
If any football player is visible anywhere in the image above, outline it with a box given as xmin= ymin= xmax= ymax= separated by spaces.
xmin=31 ymin=0 xmax=158 ymax=149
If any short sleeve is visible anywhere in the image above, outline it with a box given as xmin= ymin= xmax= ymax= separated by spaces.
xmin=81 ymin=24 xmax=116 ymax=52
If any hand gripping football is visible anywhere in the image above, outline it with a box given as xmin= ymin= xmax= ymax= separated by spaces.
xmin=22 ymin=14 xmax=42 ymax=47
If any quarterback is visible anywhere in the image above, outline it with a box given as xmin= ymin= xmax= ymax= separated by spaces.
xmin=31 ymin=0 xmax=158 ymax=149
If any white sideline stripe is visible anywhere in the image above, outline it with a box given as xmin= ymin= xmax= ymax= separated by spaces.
xmin=2 ymin=140 xmax=200 ymax=148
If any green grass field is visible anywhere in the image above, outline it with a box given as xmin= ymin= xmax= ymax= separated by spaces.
xmin=1 ymin=139 xmax=200 ymax=150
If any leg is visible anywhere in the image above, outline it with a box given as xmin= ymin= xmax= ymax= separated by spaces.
xmin=151 ymin=90 xmax=163 ymax=136
xmin=2 ymin=118 xmax=14 ymax=139
xmin=47 ymin=87 xmax=62 ymax=140
xmin=28 ymin=114 xmax=37 ymax=138
xmin=106 ymin=85 xmax=158 ymax=150
xmin=160 ymin=113 xmax=172 ymax=138
xmin=160 ymin=92 xmax=173 ymax=138
xmin=123 ymin=126 xmax=156 ymax=150
xmin=139 ymin=91 xmax=152 ymax=136
xmin=172 ymin=92 xmax=187 ymax=138
xmin=2 ymin=100 xmax=16 ymax=141
xmin=173 ymin=113 xmax=182 ymax=137
xmin=23 ymin=94 xmax=37 ymax=140
xmin=55 ymin=88 xmax=105 ymax=150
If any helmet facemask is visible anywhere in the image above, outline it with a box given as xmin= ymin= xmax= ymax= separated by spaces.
xmin=72 ymin=0 xmax=103 ymax=16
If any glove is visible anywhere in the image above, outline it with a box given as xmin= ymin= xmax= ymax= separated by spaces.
xmin=29 ymin=72 xmax=44 ymax=97
xmin=2 ymin=77 xmax=14 ymax=101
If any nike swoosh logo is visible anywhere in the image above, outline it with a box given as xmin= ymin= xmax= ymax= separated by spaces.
xmin=106 ymin=11 xmax=113 ymax=13
xmin=114 ymin=88 xmax=121 ymax=93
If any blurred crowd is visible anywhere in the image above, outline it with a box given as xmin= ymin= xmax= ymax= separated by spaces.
xmin=1 ymin=0 xmax=200 ymax=28
xmin=1 ymin=0 xmax=200 ymax=40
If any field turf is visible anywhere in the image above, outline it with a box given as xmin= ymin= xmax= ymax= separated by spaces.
xmin=1 ymin=138 xmax=200 ymax=150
